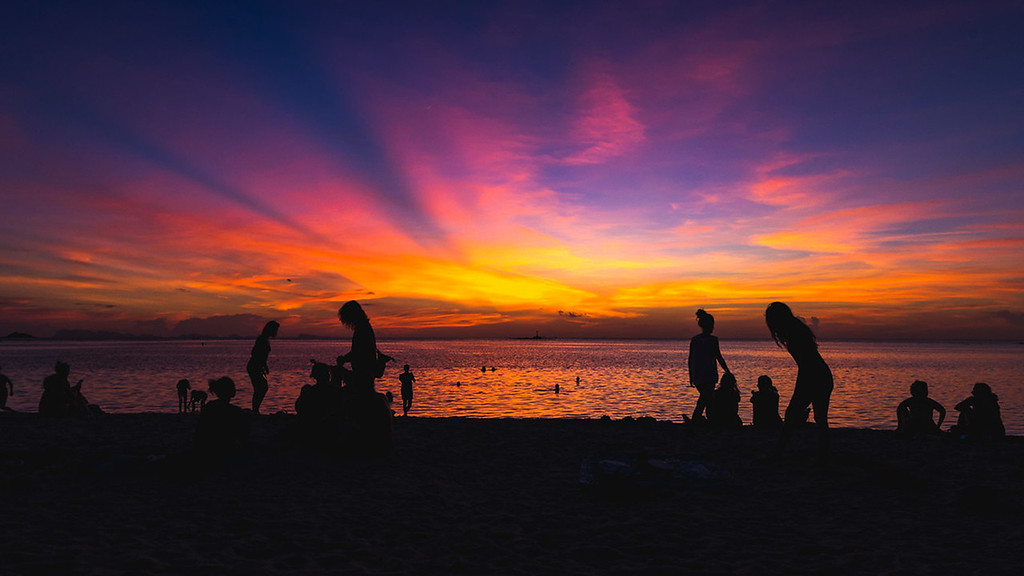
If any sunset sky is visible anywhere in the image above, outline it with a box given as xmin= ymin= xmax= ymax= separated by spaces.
xmin=2 ymin=1 xmax=1023 ymax=340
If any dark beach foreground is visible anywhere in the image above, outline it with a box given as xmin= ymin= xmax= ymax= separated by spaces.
xmin=2 ymin=413 xmax=1023 ymax=575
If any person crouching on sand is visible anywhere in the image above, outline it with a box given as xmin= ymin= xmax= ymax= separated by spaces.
xmin=896 ymin=380 xmax=945 ymax=437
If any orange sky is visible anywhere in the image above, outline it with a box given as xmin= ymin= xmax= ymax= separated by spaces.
xmin=1 ymin=1 xmax=1022 ymax=340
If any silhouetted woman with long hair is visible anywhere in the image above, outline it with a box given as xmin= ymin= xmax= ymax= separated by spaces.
xmin=247 ymin=320 xmax=279 ymax=414
xmin=338 ymin=300 xmax=377 ymax=393
xmin=765 ymin=302 xmax=833 ymax=461
xmin=688 ymin=309 xmax=731 ymax=422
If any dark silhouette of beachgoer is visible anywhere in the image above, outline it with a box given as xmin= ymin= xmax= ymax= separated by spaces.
xmin=247 ymin=320 xmax=279 ymax=414
xmin=39 ymin=361 xmax=79 ymax=417
xmin=950 ymin=382 xmax=1005 ymax=441
xmin=0 ymin=366 xmax=13 ymax=411
xmin=338 ymin=301 xmax=378 ymax=392
xmin=766 ymin=302 xmax=834 ymax=461
xmin=294 ymin=361 xmax=345 ymax=450
xmin=38 ymin=361 xmax=99 ymax=417
xmin=555 ymin=383 xmax=560 ymax=394
xmin=337 ymin=300 xmax=393 ymax=455
xmin=750 ymin=375 xmax=783 ymax=429
xmin=576 ymin=376 xmax=581 ymax=385
xmin=896 ymin=380 xmax=946 ymax=437
xmin=195 ymin=377 xmax=250 ymax=460
xmin=189 ymin=389 xmax=208 ymax=412
xmin=710 ymin=372 xmax=742 ymax=428
xmin=688 ymin=309 xmax=731 ymax=422
xmin=399 ymin=364 xmax=415 ymax=416
xmin=176 ymin=379 xmax=191 ymax=414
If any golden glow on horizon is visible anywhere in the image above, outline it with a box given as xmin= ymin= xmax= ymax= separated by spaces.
xmin=3 ymin=3 xmax=1023 ymax=339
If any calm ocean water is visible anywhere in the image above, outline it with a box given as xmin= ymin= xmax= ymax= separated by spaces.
xmin=2 ymin=339 xmax=1022 ymax=434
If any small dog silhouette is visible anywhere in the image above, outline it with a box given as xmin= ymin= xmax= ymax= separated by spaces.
xmin=189 ymin=390 xmax=208 ymax=412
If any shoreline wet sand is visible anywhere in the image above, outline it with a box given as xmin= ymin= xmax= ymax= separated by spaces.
xmin=3 ymin=413 xmax=1023 ymax=574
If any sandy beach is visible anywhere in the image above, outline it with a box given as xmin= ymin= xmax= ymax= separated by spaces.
xmin=2 ymin=413 xmax=1023 ymax=575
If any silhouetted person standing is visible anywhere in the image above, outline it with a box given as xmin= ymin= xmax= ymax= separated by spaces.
xmin=399 ymin=364 xmax=415 ymax=416
xmin=688 ymin=309 xmax=731 ymax=422
xmin=766 ymin=302 xmax=833 ymax=462
xmin=176 ymin=378 xmax=191 ymax=414
xmin=896 ymin=380 xmax=945 ymax=437
xmin=0 ymin=365 xmax=13 ymax=411
xmin=338 ymin=301 xmax=377 ymax=393
xmin=337 ymin=300 xmax=392 ymax=455
xmin=247 ymin=320 xmax=279 ymax=414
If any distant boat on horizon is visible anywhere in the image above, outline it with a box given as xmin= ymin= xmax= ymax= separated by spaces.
xmin=514 ymin=331 xmax=545 ymax=340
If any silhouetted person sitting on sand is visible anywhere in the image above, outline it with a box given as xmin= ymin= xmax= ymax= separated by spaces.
xmin=399 ymin=364 xmax=415 ymax=416
xmin=750 ymin=375 xmax=782 ymax=429
xmin=0 ymin=365 xmax=13 ymax=411
xmin=294 ymin=361 xmax=346 ymax=450
xmin=195 ymin=377 xmax=250 ymax=460
xmin=896 ymin=380 xmax=946 ymax=437
xmin=688 ymin=309 xmax=731 ymax=423
xmin=766 ymin=302 xmax=833 ymax=462
xmin=950 ymin=382 xmax=1005 ymax=441
xmin=710 ymin=372 xmax=742 ymax=428
xmin=176 ymin=379 xmax=191 ymax=414
xmin=39 ymin=361 xmax=89 ymax=417
xmin=248 ymin=320 xmax=279 ymax=414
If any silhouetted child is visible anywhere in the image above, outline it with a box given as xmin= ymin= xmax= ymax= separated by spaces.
xmin=176 ymin=379 xmax=191 ymax=413
xmin=750 ymin=375 xmax=782 ymax=429
xmin=399 ymin=364 xmax=415 ymax=416
xmin=189 ymin=389 xmax=208 ymax=412
xmin=194 ymin=377 xmax=249 ymax=460
xmin=0 ymin=366 xmax=13 ymax=411
xmin=951 ymin=382 xmax=1005 ymax=441
xmin=896 ymin=380 xmax=946 ymax=437
xmin=710 ymin=372 xmax=742 ymax=428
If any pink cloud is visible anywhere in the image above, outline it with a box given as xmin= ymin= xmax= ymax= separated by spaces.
xmin=562 ymin=69 xmax=645 ymax=165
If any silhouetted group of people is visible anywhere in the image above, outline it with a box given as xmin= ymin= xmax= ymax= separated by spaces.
xmin=896 ymin=379 xmax=1005 ymax=441
xmin=190 ymin=300 xmax=395 ymax=460
xmin=688 ymin=303 xmax=1007 ymax=464
xmin=16 ymin=298 xmax=1011 ymax=468
xmin=687 ymin=303 xmax=830 ymax=462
